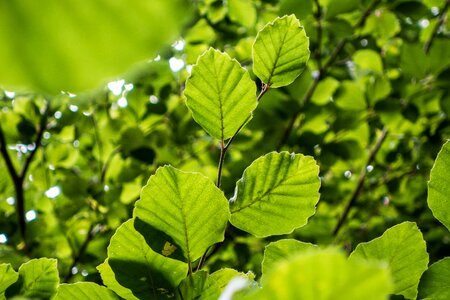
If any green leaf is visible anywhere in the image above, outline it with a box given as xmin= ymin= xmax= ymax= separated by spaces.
xmin=349 ymin=222 xmax=429 ymax=299
xmin=311 ymin=77 xmax=340 ymax=105
xmin=201 ymin=269 xmax=256 ymax=300
xmin=334 ymin=80 xmax=366 ymax=111
xmin=418 ymin=257 xmax=450 ymax=300
xmin=262 ymin=239 xmax=317 ymax=276
xmin=246 ymin=248 xmax=391 ymax=300
xmin=252 ymin=15 xmax=310 ymax=88
xmin=325 ymin=0 xmax=361 ymax=19
xmin=7 ymin=258 xmax=59 ymax=299
xmin=184 ymin=48 xmax=257 ymax=140
xmin=229 ymin=152 xmax=320 ymax=237
xmin=177 ymin=271 xmax=208 ymax=300
xmin=97 ymin=260 xmax=137 ymax=300
xmin=134 ymin=166 xmax=230 ymax=262
xmin=99 ymin=219 xmax=188 ymax=300
xmin=0 ymin=0 xmax=189 ymax=94
xmin=54 ymin=283 xmax=118 ymax=300
xmin=428 ymin=141 xmax=450 ymax=231
xmin=353 ymin=50 xmax=383 ymax=76
xmin=228 ymin=0 xmax=257 ymax=28
xmin=0 ymin=264 xmax=18 ymax=298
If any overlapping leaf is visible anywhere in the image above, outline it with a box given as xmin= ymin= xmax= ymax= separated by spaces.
xmin=418 ymin=257 xmax=450 ymax=300
xmin=246 ymin=249 xmax=391 ymax=300
xmin=6 ymin=258 xmax=59 ymax=299
xmin=262 ymin=239 xmax=317 ymax=276
xmin=0 ymin=264 xmax=18 ymax=298
xmin=0 ymin=0 xmax=189 ymax=93
xmin=252 ymin=15 xmax=310 ymax=88
xmin=349 ymin=222 xmax=429 ymax=299
xmin=134 ymin=166 xmax=230 ymax=262
xmin=229 ymin=152 xmax=320 ymax=237
xmin=428 ymin=141 xmax=450 ymax=231
xmin=98 ymin=219 xmax=188 ymax=300
xmin=184 ymin=48 xmax=257 ymax=140
xmin=54 ymin=283 xmax=118 ymax=300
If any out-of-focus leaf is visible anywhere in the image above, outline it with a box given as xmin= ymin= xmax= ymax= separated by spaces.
xmin=54 ymin=282 xmax=118 ymax=300
xmin=245 ymin=249 xmax=391 ymax=300
xmin=230 ymin=152 xmax=320 ymax=237
xmin=418 ymin=257 xmax=450 ymax=300
xmin=98 ymin=219 xmax=188 ymax=300
xmin=262 ymin=239 xmax=317 ymax=276
xmin=201 ymin=269 xmax=255 ymax=300
xmin=428 ymin=141 xmax=450 ymax=231
xmin=134 ymin=166 xmax=230 ymax=262
xmin=184 ymin=49 xmax=257 ymax=140
xmin=228 ymin=0 xmax=256 ymax=28
xmin=334 ymin=81 xmax=366 ymax=111
xmin=349 ymin=222 xmax=429 ymax=299
xmin=0 ymin=0 xmax=189 ymax=94
xmin=253 ymin=15 xmax=310 ymax=88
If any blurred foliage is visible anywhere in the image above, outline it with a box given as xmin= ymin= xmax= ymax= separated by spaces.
xmin=0 ymin=0 xmax=449 ymax=290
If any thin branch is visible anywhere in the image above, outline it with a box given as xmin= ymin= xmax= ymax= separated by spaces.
xmin=332 ymin=128 xmax=388 ymax=237
xmin=276 ymin=0 xmax=381 ymax=150
xmin=216 ymin=140 xmax=226 ymax=187
xmin=0 ymin=124 xmax=20 ymax=183
xmin=313 ymin=0 xmax=323 ymax=70
xmin=424 ymin=0 xmax=449 ymax=54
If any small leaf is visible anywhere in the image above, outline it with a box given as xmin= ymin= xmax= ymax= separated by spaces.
xmin=252 ymin=15 xmax=310 ymax=88
xmin=201 ymin=269 xmax=256 ymax=300
xmin=98 ymin=219 xmax=188 ymax=300
xmin=177 ymin=271 xmax=208 ymax=300
xmin=0 ymin=264 xmax=18 ymax=298
xmin=418 ymin=257 xmax=450 ymax=300
xmin=7 ymin=258 xmax=59 ymax=299
xmin=134 ymin=166 xmax=230 ymax=263
xmin=230 ymin=152 xmax=320 ymax=237
xmin=349 ymin=222 xmax=429 ymax=299
xmin=54 ymin=283 xmax=118 ymax=300
xmin=184 ymin=48 xmax=257 ymax=140
xmin=428 ymin=141 xmax=450 ymax=231
xmin=262 ymin=239 xmax=317 ymax=276
xmin=246 ymin=248 xmax=391 ymax=300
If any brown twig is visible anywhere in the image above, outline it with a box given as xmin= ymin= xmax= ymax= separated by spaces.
xmin=424 ymin=0 xmax=449 ymax=54
xmin=332 ymin=127 xmax=388 ymax=236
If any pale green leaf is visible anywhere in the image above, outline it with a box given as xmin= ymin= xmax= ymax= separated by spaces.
xmin=311 ymin=77 xmax=340 ymax=105
xmin=54 ymin=283 xmax=118 ymax=300
xmin=228 ymin=0 xmax=257 ymax=28
xmin=418 ymin=257 xmax=450 ymax=300
xmin=252 ymin=15 xmax=310 ymax=88
xmin=230 ymin=152 xmax=320 ymax=237
xmin=246 ymin=248 xmax=391 ymax=300
xmin=0 ymin=264 xmax=18 ymax=298
xmin=99 ymin=219 xmax=188 ymax=300
xmin=349 ymin=222 xmax=429 ymax=299
xmin=134 ymin=166 xmax=230 ymax=262
xmin=0 ymin=0 xmax=189 ymax=94
xmin=334 ymin=80 xmax=366 ymax=111
xmin=353 ymin=50 xmax=383 ymax=76
xmin=201 ymin=269 xmax=256 ymax=300
xmin=9 ymin=258 xmax=59 ymax=299
xmin=184 ymin=48 xmax=257 ymax=140
xmin=428 ymin=141 xmax=450 ymax=231
xmin=262 ymin=239 xmax=317 ymax=276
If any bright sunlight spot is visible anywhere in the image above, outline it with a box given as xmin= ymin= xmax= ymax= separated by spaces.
xmin=6 ymin=197 xmax=15 ymax=205
xmin=107 ymin=79 xmax=125 ymax=96
xmin=25 ymin=210 xmax=37 ymax=222
xmin=169 ymin=57 xmax=185 ymax=72
xmin=117 ymin=97 xmax=128 ymax=108
xmin=0 ymin=234 xmax=7 ymax=244
xmin=45 ymin=186 xmax=61 ymax=199
xmin=173 ymin=39 xmax=185 ymax=51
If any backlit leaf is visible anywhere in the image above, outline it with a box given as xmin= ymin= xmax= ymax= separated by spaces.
xmin=252 ymin=15 xmax=310 ymax=88
xmin=98 ymin=219 xmax=188 ymax=300
xmin=428 ymin=141 xmax=450 ymax=231
xmin=418 ymin=257 xmax=450 ymax=300
xmin=349 ymin=222 xmax=429 ymax=299
xmin=0 ymin=264 xmax=18 ymax=298
xmin=134 ymin=166 xmax=230 ymax=262
xmin=246 ymin=249 xmax=391 ymax=300
xmin=54 ymin=283 xmax=118 ymax=300
xmin=230 ymin=152 xmax=320 ymax=237
xmin=184 ymin=48 xmax=257 ymax=140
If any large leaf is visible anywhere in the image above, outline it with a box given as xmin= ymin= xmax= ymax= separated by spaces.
xmin=0 ymin=0 xmax=189 ymax=94
xmin=6 ymin=258 xmax=59 ymax=299
xmin=0 ymin=264 xmax=18 ymax=298
xmin=54 ymin=283 xmax=118 ymax=300
xmin=428 ymin=141 xmax=450 ymax=231
xmin=97 ymin=260 xmax=137 ymax=300
xmin=262 ymin=239 xmax=317 ymax=276
xmin=229 ymin=152 xmax=320 ymax=237
xmin=252 ymin=15 xmax=310 ymax=88
xmin=134 ymin=166 xmax=230 ymax=262
xmin=245 ymin=248 xmax=391 ymax=300
xmin=98 ymin=219 xmax=188 ymax=300
xmin=349 ymin=222 xmax=429 ymax=299
xmin=184 ymin=48 xmax=257 ymax=140
xmin=418 ymin=257 xmax=450 ymax=300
